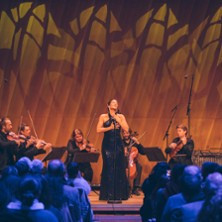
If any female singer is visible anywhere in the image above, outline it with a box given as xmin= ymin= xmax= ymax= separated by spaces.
xmin=97 ymin=99 xmax=129 ymax=201
xmin=65 ymin=129 xmax=94 ymax=183
xmin=167 ymin=124 xmax=194 ymax=168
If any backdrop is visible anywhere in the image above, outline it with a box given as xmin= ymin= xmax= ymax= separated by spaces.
xmin=0 ymin=0 xmax=221 ymax=183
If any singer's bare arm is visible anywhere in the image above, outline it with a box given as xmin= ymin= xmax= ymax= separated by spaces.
xmin=96 ymin=114 xmax=114 ymax=133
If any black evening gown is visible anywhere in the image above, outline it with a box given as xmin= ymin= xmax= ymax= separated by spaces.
xmin=99 ymin=118 xmax=129 ymax=200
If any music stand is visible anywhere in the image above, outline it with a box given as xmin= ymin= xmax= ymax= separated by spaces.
xmin=42 ymin=147 xmax=67 ymax=162
xmin=72 ymin=152 xmax=100 ymax=163
xmin=144 ymin=147 xmax=167 ymax=162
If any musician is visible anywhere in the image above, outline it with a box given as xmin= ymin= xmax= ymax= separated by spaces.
xmin=0 ymin=117 xmax=20 ymax=171
xmin=17 ymin=123 xmax=52 ymax=161
xmin=166 ymin=124 xmax=194 ymax=168
xmin=122 ymin=129 xmax=145 ymax=196
xmin=65 ymin=129 xmax=95 ymax=183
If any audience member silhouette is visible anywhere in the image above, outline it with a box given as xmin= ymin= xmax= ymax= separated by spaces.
xmin=140 ymin=162 xmax=170 ymax=221
xmin=155 ymin=164 xmax=186 ymax=221
xmin=161 ymin=165 xmax=204 ymax=222
xmin=172 ymin=172 xmax=222 ymax=222
xmin=5 ymin=176 xmax=58 ymax=222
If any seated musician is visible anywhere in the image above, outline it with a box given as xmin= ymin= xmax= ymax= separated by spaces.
xmin=166 ymin=124 xmax=194 ymax=168
xmin=65 ymin=129 xmax=96 ymax=183
xmin=122 ymin=129 xmax=145 ymax=196
xmin=17 ymin=123 xmax=52 ymax=161
xmin=0 ymin=117 xmax=20 ymax=171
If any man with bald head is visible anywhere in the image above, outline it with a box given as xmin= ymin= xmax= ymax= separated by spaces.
xmin=171 ymin=172 xmax=222 ymax=222
xmin=161 ymin=165 xmax=204 ymax=222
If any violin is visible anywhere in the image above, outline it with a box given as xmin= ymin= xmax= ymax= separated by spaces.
xmin=7 ymin=132 xmax=24 ymax=144
xmin=169 ymin=136 xmax=190 ymax=158
xmin=77 ymin=139 xmax=96 ymax=152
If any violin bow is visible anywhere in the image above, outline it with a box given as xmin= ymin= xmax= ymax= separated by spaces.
xmin=27 ymin=110 xmax=39 ymax=139
xmin=86 ymin=112 xmax=97 ymax=140
xmin=17 ymin=115 xmax=23 ymax=134
xmin=129 ymin=131 xmax=147 ymax=148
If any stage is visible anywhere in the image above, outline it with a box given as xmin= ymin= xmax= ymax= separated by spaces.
xmin=89 ymin=191 xmax=143 ymax=221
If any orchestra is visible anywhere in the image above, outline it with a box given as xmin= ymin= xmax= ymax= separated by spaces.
xmin=0 ymin=112 xmax=194 ymax=199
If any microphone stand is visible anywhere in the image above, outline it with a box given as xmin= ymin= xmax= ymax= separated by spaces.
xmin=163 ymin=105 xmax=178 ymax=157
xmin=186 ymin=74 xmax=195 ymax=137
xmin=163 ymin=105 xmax=178 ymax=162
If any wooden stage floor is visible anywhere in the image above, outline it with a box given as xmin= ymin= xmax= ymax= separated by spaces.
xmin=89 ymin=191 xmax=143 ymax=222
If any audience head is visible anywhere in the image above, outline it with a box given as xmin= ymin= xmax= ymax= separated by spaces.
xmin=143 ymin=162 xmax=170 ymax=196
xmin=18 ymin=176 xmax=42 ymax=207
xmin=3 ymin=175 xmax=20 ymax=202
xmin=180 ymin=165 xmax=202 ymax=197
xmin=170 ymin=164 xmax=186 ymax=184
xmin=31 ymin=159 xmax=43 ymax=175
xmin=0 ymin=182 xmax=9 ymax=210
xmin=67 ymin=162 xmax=79 ymax=179
xmin=202 ymin=162 xmax=219 ymax=181
xmin=198 ymin=189 xmax=222 ymax=222
xmin=216 ymin=165 xmax=222 ymax=174
xmin=15 ymin=157 xmax=32 ymax=177
xmin=151 ymin=162 xmax=170 ymax=177
xmin=203 ymin=172 xmax=222 ymax=199
xmin=47 ymin=159 xmax=65 ymax=177
xmin=1 ymin=166 xmax=18 ymax=179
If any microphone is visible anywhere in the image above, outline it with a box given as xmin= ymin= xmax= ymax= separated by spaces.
xmin=110 ymin=116 xmax=117 ymax=124
xmin=165 ymin=147 xmax=172 ymax=154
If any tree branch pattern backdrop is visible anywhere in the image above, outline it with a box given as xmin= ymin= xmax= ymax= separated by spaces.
xmin=0 ymin=0 xmax=221 ymax=183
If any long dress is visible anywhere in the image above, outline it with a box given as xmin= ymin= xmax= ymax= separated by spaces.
xmin=99 ymin=118 xmax=129 ymax=200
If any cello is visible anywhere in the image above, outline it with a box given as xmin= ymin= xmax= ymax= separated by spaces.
xmin=124 ymin=131 xmax=146 ymax=180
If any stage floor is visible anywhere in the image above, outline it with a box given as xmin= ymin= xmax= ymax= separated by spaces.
xmin=89 ymin=191 xmax=143 ymax=221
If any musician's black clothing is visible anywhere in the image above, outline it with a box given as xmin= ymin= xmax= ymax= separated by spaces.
xmin=65 ymin=139 xmax=93 ymax=182
xmin=123 ymin=139 xmax=145 ymax=192
xmin=16 ymin=142 xmax=45 ymax=161
xmin=168 ymin=137 xmax=194 ymax=168
xmin=0 ymin=131 xmax=18 ymax=171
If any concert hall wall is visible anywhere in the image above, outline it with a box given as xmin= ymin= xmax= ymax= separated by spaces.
xmin=0 ymin=0 xmax=221 ymax=183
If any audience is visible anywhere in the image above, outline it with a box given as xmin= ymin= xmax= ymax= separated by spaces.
xmin=139 ymin=161 xmax=222 ymax=222
xmin=172 ymin=172 xmax=222 ymax=222
xmin=0 ymin=155 xmax=221 ymax=222
xmin=161 ymin=165 xmax=204 ymax=222
xmin=0 ymin=158 xmax=94 ymax=222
